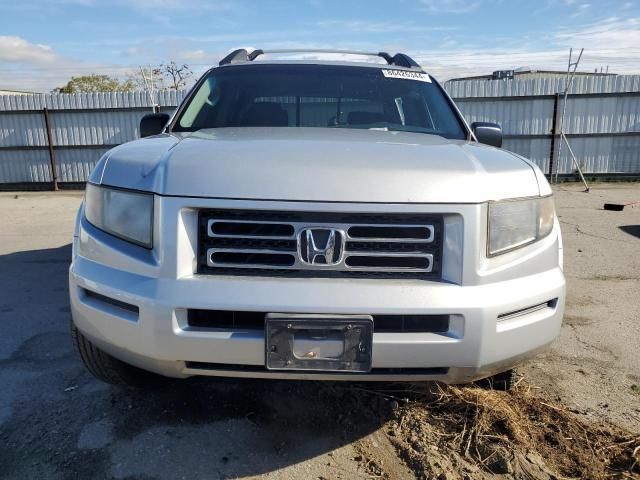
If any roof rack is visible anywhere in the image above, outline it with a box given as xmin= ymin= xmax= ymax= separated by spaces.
xmin=218 ymin=49 xmax=421 ymax=69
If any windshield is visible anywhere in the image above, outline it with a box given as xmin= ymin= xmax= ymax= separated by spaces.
xmin=173 ymin=64 xmax=467 ymax=139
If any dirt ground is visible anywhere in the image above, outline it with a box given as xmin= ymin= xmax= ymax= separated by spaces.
xmin=0 ymin=183 xmax=639 ymax=479
xmin=522 ymin=184 xmax=640 ymax=434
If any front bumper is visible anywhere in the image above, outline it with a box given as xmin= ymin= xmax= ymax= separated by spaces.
xmin=69 ymin=195 xmax=565 ymax=382
xmin=70 ymin=256 xmax=565 ymax=383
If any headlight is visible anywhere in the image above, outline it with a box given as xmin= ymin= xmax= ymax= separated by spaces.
xmin=488 ymin=196 xmax=555 ymax=256
xmin=84 ymin=183 xmax=154 ymax=248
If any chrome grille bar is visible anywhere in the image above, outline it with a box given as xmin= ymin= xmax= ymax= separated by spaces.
xmin=199 ymin=210 xmax=442 ymax=278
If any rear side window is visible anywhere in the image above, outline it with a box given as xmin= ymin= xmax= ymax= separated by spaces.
xmin=174 ymin=64 xmax=466 ymax=139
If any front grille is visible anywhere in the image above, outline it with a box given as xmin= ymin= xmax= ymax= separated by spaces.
xmin=188 ymin=309 xmax=450 ymax=333
xmin=198 ymin=210 xmax=443 ymax=279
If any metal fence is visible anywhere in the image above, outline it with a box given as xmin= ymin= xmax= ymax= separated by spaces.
xmin=445 ymin=75 xmax=640 ymax=176
xmin=0 ymin=91 xmax=186 ymax=188
xmin=0 ymin=75 xmax=639 ymax=189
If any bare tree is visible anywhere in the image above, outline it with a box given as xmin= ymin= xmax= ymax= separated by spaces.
xmin=159 ymin=62 xmax=193 ymax=90
xmin=127 ymin=67 xmax=164 ymax=92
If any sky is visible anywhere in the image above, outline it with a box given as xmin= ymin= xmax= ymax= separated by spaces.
xmin=0 ymin=0 xmax=639 ymax=92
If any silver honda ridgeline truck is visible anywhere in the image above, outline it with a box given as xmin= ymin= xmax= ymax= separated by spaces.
xmin=69 ymin=49 xmax=565 ymax=390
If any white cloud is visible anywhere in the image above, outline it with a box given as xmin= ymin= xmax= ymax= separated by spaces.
xmin=2 ymin=10 xmax=640 ymax=92
xmin=418 ymin=0 xmax=480 ymax=13
xmin=114 ymin=0 xmax=234 ymax=10
xmin=413 ymin=16 xmax=640 ymax=80
xmin=125 ymin=45 xmax=149 ymax=56
xmin=39 ymin=0 xmax=234 ymax=8
xmin=0 ymin=36 xmax=134 ymax=92
xmin=414 ymin=48 xmax=563 ymax=80
xmin=556 ymin=17 xmax=640 ymax=50
xmin=570 ymin=3 xmax=591 ymax=17
xmin=0 ymin=36 xmax=79 ymax=91
xmin=315 ymin=20 xmax=457 ymax=34
xmin=35 ymin=0 xmax=98 ymax=5
xmin=181 ymin=49 xmax=212 ymax=62
xmin=0 ymin=36 xmax=63 ymax=65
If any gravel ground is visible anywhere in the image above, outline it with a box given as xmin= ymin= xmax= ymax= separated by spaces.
xmin=0 ymin=183 xmax=638 ymax=479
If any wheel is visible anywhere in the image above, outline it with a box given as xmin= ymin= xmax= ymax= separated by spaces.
xmin=484 ymin=368 xmax=518 ymax=391
xmin=71 ymin=321 xmax=163 ymax=387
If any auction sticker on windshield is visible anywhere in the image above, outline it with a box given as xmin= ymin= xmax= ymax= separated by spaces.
xmin=382 ymin=69 xmax=431 ymax=83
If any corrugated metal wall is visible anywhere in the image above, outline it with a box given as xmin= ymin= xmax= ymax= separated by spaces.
xmin=0 ymin=76 xmax=639 ymax=186
xmin=445 ymin=75 xmax=640 ymax=175
xmin=0 ymin=91 xmax=186 ymax=184
xmin=445 ymin=75 xmax=640 ymax=97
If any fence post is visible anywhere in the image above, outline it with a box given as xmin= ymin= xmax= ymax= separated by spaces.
xmin=43 ymin=107 xmax=58 ymax=191
xmin=548 ymin=93 xmax=560 ymax=179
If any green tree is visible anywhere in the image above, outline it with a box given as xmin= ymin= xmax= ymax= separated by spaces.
xmin=53 ymin=74 xmax=135 ymax=93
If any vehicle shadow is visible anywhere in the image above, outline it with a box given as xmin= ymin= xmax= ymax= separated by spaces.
xmin=0 ymin=244 xmax=401 ymax=479
xmin=619 ymin=224 xmax=640 ymax=239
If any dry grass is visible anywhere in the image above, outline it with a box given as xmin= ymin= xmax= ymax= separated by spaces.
xmin=380 ymin=381 xmax=639 ymax=479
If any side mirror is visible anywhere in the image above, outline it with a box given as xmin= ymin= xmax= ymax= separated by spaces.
xmin=140 ymin=113 xmax=170 ymax=138
xmin=471 ymin=122 xmax=502 ymax=148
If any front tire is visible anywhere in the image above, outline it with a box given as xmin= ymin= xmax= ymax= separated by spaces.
xmin=71 ymin=322 xmax=162 ymax=387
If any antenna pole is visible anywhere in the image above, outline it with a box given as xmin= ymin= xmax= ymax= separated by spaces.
xmin=553 ymin=48 xmax=589 ymax=192
xmin=139 ymin=65 xmax=157 ymax=112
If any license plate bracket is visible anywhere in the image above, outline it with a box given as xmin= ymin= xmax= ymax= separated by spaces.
xmin=265 ymin=314 xmax=373 ymax=372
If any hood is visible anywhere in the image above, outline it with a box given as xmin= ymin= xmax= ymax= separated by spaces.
xmin=92 ymin=127 xmax=540 ymax=203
